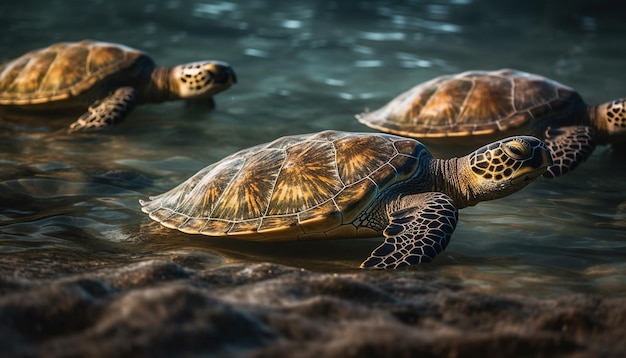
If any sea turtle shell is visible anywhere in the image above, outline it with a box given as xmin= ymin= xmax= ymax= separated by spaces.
xmin=0 ymin=40 xmax=152 ymax=108
xmin=357 ymin=69 xmax=585 ymax=142
xmin=141 ymin=130 xmax=428 ymax=241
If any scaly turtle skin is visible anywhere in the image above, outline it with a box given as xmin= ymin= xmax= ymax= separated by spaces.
xmin=0 ymin=40 xmax=237 ymax=131
xmin=140 ymin=130 xmax=551 ymax=269
xmin=356 ymin=69 xmax=626 ymax=178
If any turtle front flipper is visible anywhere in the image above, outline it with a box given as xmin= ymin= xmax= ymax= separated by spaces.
xmin=543 ymin=126 xmax=596 ymax=178
xmin=69 ymin=87 xmax=137 ymax=132
xmin=360 ymin=192 xmax=458 ymax=269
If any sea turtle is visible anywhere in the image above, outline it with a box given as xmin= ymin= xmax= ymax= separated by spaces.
xmin=356 ymin=69 xmax=626 ymax=178
xmin=140 ymin=130 xmax=550 ymax=269
xmin=0 ymin=40 xmax=237 ymax=131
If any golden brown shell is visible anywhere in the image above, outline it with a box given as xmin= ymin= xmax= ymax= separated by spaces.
xmin=0 ymin=40 xmax=149 ymax=106
xmin=140 ymin=130 xmax=428 ymax=241
xmin=357 ymin=69 xmax=583 ymax=139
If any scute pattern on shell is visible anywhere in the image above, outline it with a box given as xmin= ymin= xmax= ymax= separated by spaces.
xmin=140 ymin=131 xmax=430 ymax=240
xmin=0 ymin=40 xmax=146 ymax=105
xmin=358 ymin=69 xmax=582 ymax=138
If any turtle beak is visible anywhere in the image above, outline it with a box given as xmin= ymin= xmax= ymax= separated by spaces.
xmin=542 ymin=148 xmax=552 ymax=167
xmin=512 ymin=145 xmax=552 ymax=185
xmin=212 ymin=62 xmax=237 ymax=85
xmin=529 ymin=147 xmax=551 ymax=170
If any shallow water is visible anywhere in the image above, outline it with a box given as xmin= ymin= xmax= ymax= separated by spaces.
xmin=1 ymin=1 xmax=626 ymax=356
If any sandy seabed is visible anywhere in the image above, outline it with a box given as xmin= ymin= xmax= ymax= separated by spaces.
xmin=1 ymin=259 xmax=624 ymax=358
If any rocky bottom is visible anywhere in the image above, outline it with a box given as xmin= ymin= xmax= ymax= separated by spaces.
xmin=1 ymin=260 xmax=624 ymax=357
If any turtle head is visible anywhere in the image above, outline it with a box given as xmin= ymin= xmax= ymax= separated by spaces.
xmin=595 ymin=99 xmax=626 ymax=143
xmin=171 ymin=61 xmax=237 ymax=104
xmin=461 ymin=136 xmax=551 ymax=206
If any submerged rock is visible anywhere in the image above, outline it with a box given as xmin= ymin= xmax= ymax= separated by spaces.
xmin=0 ymin=260 xmax=624 ymax=357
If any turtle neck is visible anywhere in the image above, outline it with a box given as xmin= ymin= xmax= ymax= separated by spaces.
xmin=430 ymin=156 xmax=474 ymax=209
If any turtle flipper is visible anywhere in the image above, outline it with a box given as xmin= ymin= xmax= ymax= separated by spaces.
xmin=543 ymin=126 xmax=596 ymax=178
xmin=69 ymin=87 xmax=137 ymax=132
xmin=360 ymin=192 xmax=458 ymax=269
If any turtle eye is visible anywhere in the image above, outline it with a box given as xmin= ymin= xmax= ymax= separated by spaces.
xmin=503 ymin=139 xmax=531 ymax=160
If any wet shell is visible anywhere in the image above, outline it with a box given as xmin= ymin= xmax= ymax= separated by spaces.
xmin=357 ymin=69 xmax=584 ymax=139
xmin=141 ymin=130 xmax=429 ymax=241
xmin=0 ymin=40 xmax=150 ymax=106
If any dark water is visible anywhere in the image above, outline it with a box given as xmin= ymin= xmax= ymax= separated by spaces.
xmin=1 ymin=1 xmax=626 ymax=356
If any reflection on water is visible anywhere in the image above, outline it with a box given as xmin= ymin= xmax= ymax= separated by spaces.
xmin=1 ymin=0 xmax=625 ymax=298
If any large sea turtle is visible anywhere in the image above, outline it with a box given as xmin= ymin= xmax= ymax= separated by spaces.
xmin=356 ymin=69 xmax=626 ymax=178
xmin=140 ymin=130 xmax=550 ymax=269
xmin=0 ymin=40 xmax=237 ymax=131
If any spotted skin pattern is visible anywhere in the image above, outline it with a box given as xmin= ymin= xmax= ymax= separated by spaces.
xmin=176 ymin=62 xmax=231 ymax=95
xmin=357 ymin=69 xmax=626 ymax=178
xmin=543 ymin=126 xmax=596 ymax=179
xmin=361 ymin=192 xmax=458 ymax=269
xmin=141 ymin=131 xmax=551 ymax=269
xmin=68 ymin=86 xmax=137 ymax=131
xmin=470 ymin=140 xmax=527 ymax=180
xmin=606 ymin=99 xmax=626 ymax=129
xmin=0 ymin=40 xmax=236 ymax=131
